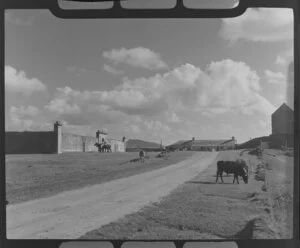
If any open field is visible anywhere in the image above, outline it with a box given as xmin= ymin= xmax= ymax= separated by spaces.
xmin=6 ymin=151 xmax=195 ymax=204
xmin=82 ymin=150 xmax=293 ymax=239
xmin=7 ymin=152 xmax=216 ymax=239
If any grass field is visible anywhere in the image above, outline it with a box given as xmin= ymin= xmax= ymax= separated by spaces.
xmin=81 ymin=150 xmax=293 ymax=239
xmin=6 ymin=151 xmax=196 ymax=204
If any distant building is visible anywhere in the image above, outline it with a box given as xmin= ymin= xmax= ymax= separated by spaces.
xmin=166 ymin=137 xmax=236 ymax=151
xmin=270 ymin=103 xmax=294 ymax=149
xmin=190 ymin=137 xmax=236 ymax=151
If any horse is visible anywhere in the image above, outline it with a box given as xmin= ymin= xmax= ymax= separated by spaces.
xmin=94 ymin=142 xmax=102 ymax=153
xmin=104 ymin=144 xmax=112 ymax=152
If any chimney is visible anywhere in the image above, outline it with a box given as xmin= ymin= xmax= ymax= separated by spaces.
xmin=54 ymin=121 xmax=63 ymax=154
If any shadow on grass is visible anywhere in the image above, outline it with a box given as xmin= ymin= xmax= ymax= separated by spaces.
xmin=232 ymin=218 xmax=256 ymax=239
xmin=186 ymin=181 xmax=233 ymax=185
xmin=211 ymin=174 xmax=232 ymax=178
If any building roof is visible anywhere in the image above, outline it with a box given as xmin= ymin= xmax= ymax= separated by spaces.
xmin=166 ymin=140 xmax=190 ymax=148
xmin=272 ymin=103 xmax=293 ymax=117
xmin=191 ymin=139 xmax=231 ymax=147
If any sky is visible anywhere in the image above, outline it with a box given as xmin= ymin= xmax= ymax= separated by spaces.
xmin=4 ymin=5 xmax=294 ymax=145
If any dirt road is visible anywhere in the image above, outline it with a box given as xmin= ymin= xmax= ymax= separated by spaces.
xmin=7 ymin=152 xmax=218 ymax=239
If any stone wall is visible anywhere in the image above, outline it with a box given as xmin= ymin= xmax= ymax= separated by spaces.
xmin=5 ymin=131 xmax=58 ymax=154
xmin=5 ymin=122 xmax=125 ymax=154
xmin=109 ymin=139 xmax=126 ymax=152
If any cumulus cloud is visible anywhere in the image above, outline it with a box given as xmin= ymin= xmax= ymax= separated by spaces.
xmin=7 ymin=105 xmax=53 ymax=131
xmin=44 ymin=86 xmax=82 ymax=116
xmin=265 ymin=70 xmax=286 ymax=84
xmin=45 ymin=99 xmax=81 ymax=115
xmin=103 ymin=64 xmax=124 ymax=75
xmin=103 ymin=47 xmax=168 ymax=70
xmin=46 ymin=60 xmax=275 ymax=121
xmin=5 ymin=65 xmax=46 ymax=96
xmin=221 ymin=8 xmax=293 ymax=42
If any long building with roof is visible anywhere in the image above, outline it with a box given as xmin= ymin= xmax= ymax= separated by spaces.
xmin=166 ymin=137 xmax=237 ymax=152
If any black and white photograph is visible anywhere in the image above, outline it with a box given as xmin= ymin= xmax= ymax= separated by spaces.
xmin=5 ymin=1 xmax=294 ymax=240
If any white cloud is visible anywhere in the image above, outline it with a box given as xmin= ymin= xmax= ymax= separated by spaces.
xmin=45 ymin=86 xmax=82 ymax=116
xmin=47 ymin=60 xmax=275 ymax=119
xmin=10 ymin=105 xmax=40 ymax=120
xmin=103 ymin=64 xmax=124 ymax=75
xmin=265 ymin=70 xmax=286 ymax=84
xmin=221 ymin=8 xmax=293 ymax=42
xmin=275 ymin=56 xmax=287 ymax=66
xmin=5 ymin=65 xmax=46 ymax=96
xmin=275 ymin=48 xmax=293 ymax=67
xmin=7 ymin=105 xmax=53 ymax=131
xmin=103 ymin=47 xmax=168 ymax=70
xmin=169 ymin=112 xmax=181 ymax=123
xmin=61 ymin=122 xmax=94 ymax=136
xmin=45 ymin=99 xmax=81 ymax=115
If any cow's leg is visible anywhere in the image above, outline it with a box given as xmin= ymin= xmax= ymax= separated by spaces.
xmin=233 ymin=173 xmax=238 ymax=184
xmin=216 ymin=171 xmax=219 ymax=183
xmin=220 ymin=171 xmax=224 ymax=183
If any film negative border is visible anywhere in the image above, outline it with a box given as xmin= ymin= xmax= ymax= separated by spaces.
xmin=0 ymin=0 xmax=299 ymax=248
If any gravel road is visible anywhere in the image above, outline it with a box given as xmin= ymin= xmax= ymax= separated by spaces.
xmin=7 ymin=152 xmax=218 ymax=239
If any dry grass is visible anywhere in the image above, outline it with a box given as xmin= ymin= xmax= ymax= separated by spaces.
xmin=262 ymin=151 xmax=293 ymax=238
xmin=6 ymin=151 xmax=195 ymax=204
xmin=81 ymin=151 xmax=277 ymax=240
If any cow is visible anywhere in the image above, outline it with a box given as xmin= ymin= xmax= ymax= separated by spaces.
xmin=139 ymin=150 xmax=145 ymax=163
xmin=216 ymin=159 xmax=248 ymax=184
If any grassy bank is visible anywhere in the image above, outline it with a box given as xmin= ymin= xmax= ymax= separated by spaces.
xmin=6 ymin=151 xmax=195 ymax=204
xmin=262 ymin=150 xmax=293 ymax=238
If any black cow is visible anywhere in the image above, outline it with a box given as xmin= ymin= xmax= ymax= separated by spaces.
xmin=216 ymin=159 xmax=248 ymax=184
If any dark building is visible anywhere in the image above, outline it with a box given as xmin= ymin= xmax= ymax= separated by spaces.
xmin=270 ymin=103 xmax=294 ymax=148
xmin=272 ymin=103 xmax=293 ymax=134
